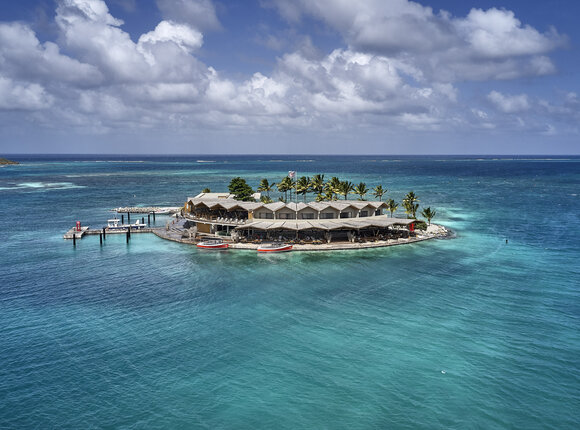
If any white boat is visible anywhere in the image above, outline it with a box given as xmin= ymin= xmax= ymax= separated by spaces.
xmin=257 ymin=242 xmax=293 ymax=253
xmin=106 ymin=219 xmax=148 ymax=231
xmin=197 ymin=238 xmax=228 ymax=249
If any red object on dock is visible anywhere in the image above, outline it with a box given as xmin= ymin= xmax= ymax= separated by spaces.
xmin=76 ymin=221 xmax=81 ymax=231
xmin=410 ymin=223 xmax=415 ymax=232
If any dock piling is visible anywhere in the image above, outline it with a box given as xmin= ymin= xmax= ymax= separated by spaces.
xmin=142 ymin=217 xmax=145 ymax=225
xmin=121 ymin=214 xmax=124 ymax=224
xmin=73 ymin=234 xmax=76 ymax=247
xmin=153 ymin=212 xmax=156 ymax=222
xmin=148 ymin=214 xmax=150 ymax=225
xmin=100 ymin=233 xmax=103 ymax=245
xmin=126 ymin=229 xmax=130 ymax=243
xmin=102 ymin=227 xmax=106 ymax=239
xmin=127 ymin=212 xmax=130 ymax=223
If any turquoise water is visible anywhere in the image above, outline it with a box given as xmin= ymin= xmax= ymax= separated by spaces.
xmin=1 ymin=155 xmax=579 ymax=429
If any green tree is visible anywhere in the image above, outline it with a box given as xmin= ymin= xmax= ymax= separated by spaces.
xmin=421 ymin=207 xmax=436 ymax=225
xmin=201 ymin=187 xmax=211 ymax=193
xmin=373 ymin=185 xmax=386 ymax=201
xmin=277 ymin=177 xmax=292 ymax=202
xmin=228 ymin=177 xmax=255 ymax=201
xmin=325 ymin=176 xmax=341 ymax=200
xmin=309 ymin=174 xmax=325 ymax=195
xmin=260 ymin=195 xmax=273 ymax=204
xmin=257 ymin=179 xmax=274 ymax=199
xmin=296 ymin=176 xmax=311 ymax=201
xmin=387 ymin=199 xmax=399 ymax=217
xmin=403 ymin=191 xmax=420 ymax=218
xmin=353 ymin=182 xmax=369 ymax=200
xmin=337 ymin=181 xmax=355 ymax=200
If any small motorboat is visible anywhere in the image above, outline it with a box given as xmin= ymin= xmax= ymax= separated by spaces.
xmin=197 ymin=238 xmax=228 ymax=249
xmin=106 ymin=218 xmax=148 ymax=231
xmin=257 ymin=242 xmax=293 ymax=253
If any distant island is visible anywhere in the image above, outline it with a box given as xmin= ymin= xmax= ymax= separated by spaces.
xmin=0 ymin=158 xmax=19 ymax=165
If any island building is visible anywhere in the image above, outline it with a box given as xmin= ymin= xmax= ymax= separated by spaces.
xmin=183 ymin=193 xmax=417 ymax=243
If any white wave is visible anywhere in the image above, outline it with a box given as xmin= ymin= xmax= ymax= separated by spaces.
xmin=0 ymin=181 xmax=85 ymax=191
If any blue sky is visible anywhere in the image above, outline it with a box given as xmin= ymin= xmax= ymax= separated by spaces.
xmin=1 ymin=0 xmax=579 ymax=154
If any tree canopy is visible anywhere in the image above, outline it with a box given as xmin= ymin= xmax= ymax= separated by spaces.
xmin=228 ymin=177 xmax=255 ymax=201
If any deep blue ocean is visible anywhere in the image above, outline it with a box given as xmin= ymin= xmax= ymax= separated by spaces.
xmin=0 ymin=155 xmax=579 ymax=429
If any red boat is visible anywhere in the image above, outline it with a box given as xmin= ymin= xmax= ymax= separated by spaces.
xmin=197 ymin=239 xmax=228 ymax=249
xmin=257 ymin=242 xmax=293 ymax=253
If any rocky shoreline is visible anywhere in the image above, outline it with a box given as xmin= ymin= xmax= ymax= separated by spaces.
xmin=154 ymin=219 xmax=452 ymax=251
xmin=0 ymin=158 xmax=19 ymax=165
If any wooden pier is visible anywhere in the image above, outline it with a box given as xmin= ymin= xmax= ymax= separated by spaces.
xmin=63 ymin=226 xmax=89 ymax=239
xmin=113 ymin=206 xmax=181 ymax=214
xmin=63 ymin=226 xmax=156 ymax=240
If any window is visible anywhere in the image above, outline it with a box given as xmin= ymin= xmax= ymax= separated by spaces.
xmin=301 ymin=213 xmax=315 ymax=219
xmin=360 ymin=210 xmax=368 ymax=217
xmin=320 ymin=212 xmax=335 ymax=219
xmin=375 ymin=209 xmax=382 ymax=216
xmin=259 ymin=212 xmax=273 ymax=219
xmin=279 ymin=213 xmax=296 ymax=219
xmin=340 ymin=212 xmax=351 ymax=218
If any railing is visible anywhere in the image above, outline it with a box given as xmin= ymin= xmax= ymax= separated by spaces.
xmin=185 ymin=214 xmax=248 ymax=225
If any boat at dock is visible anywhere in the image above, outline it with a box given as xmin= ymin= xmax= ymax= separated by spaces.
xmin=257 ymin=242 xmax=293 ymax=253
xmin=196 ymin=238 xmax=229 ymax=249
xmin=106 ymin=218 xmax=148 ymax=231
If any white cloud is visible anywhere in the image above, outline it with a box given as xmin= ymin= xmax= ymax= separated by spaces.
xmin=0 ymin=22 xmax=102 ymax=86
xmin=139 ymin=21 xmax=203 ymax=54
xmin=267 ymin=0 xmax=565 ymax=82
xmin=457 ymin=8 xmax=562 ymax=59
xmin=487 ymin=91 xmax=530 ymax=113
xmin=0 ymin=75 xmax=53 ymax=110
xmin=0 ymin=0 xmax=575 ymax=148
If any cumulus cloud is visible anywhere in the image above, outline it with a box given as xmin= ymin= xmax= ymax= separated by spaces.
xmin=267 ymin=0 xmax=565 ymax=82
xmin=487 ymin=91 xmax=530 ymax=113
xmin=0 ymin=0 xmax=574 ymax=146
xmin=0 ymin=22 xmax=102 ymax=86
xmin=0 ymin=76 xmax=53 ymax=110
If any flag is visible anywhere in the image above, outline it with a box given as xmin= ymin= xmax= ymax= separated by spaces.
xmin=288 ymin=171 xmax=296 ymax=179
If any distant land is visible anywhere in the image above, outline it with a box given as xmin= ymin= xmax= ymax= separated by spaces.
xmin=0 ymin=158 xmax=19 ymax=165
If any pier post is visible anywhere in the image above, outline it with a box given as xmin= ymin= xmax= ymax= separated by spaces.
xmin=121 ymin=214 xmax=124 ymax=224
xmin=153 ymin=212 xmax=156 ymax=222
xmin=73 ymin=233 xmax=76 ymax=247
xmin=142 ymin=217 xmax=145 ymax=225
xmin=102 ymin=227 xmax=106 ymax=239
xmin=148 ymin=214 xmax=150 ymax=225
xmin=126 ymin=229 xmax=130 ymax=243
xmin=100 ymin=233 xmax=103 ymax=245
xmin=127 ymin=212 xmax=131 ymax=223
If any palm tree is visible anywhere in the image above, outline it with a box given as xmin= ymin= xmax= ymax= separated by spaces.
xmin=257 ymin=179 xmax=274 ymax=199
xmin=373 ymin=185 xmax=386 ymax=201
xmin=326 ymin=176 xmax=341 ymax=200
xmin=337 ymin=181 xmax=355 ymax=200
xmin=310 ymin=174 xmax=325 ymax=195
xmin=403 ymin=191 xmax=420 ymax=218
xmin=296 ymin=176 xmax=311 ymax=201
xmin=277 ymin=177 xmax=292 ymax=202
xmin=353 ymin=182 xmax=369 ymax=200
xmin=421 ymin=207 xmax=436 ymax=225
xmin=387 ymin=199 xmax=398 ymax=217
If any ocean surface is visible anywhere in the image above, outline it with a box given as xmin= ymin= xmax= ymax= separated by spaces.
xmin=0 ymin=155 xmax=579 ymax=429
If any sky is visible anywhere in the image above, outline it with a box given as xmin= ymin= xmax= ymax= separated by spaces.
xmin=0 ymin=0 xmax=579 ymax=154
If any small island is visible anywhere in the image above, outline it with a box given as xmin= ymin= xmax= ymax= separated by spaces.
xmin=156 ymin=174 xmax=451 ymax=250
xmin=0 ymin=158 xmax=19 ymax=165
